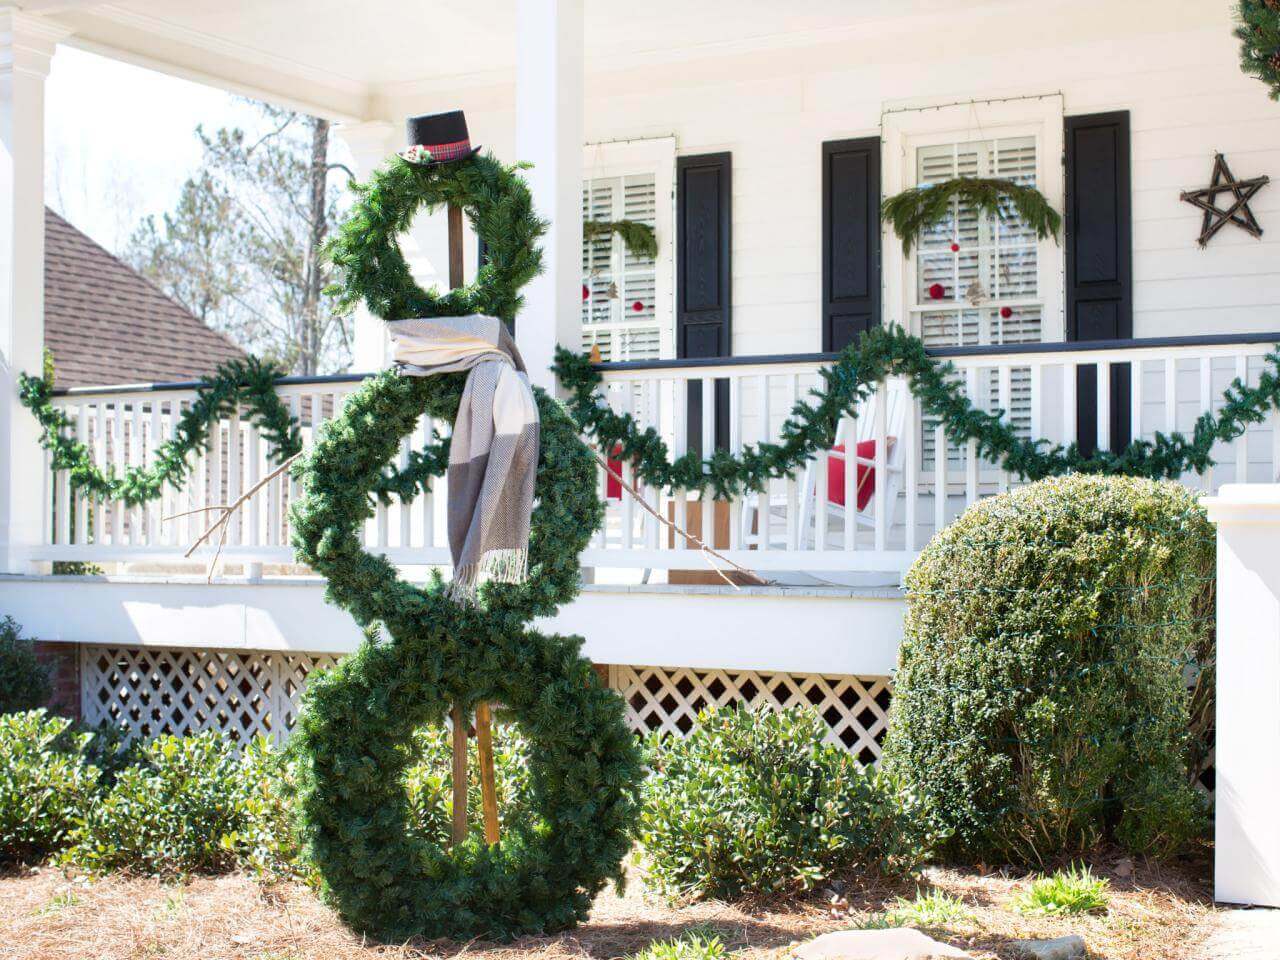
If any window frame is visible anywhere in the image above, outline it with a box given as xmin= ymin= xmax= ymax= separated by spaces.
xmin=581 ymin=136 xmax=677 ymax=361
xmin=882 ymin=96 xmax=1065 ymax=345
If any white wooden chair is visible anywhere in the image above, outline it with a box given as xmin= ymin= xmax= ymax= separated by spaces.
xmin=741 ymin=381 xmax=909 ymax=551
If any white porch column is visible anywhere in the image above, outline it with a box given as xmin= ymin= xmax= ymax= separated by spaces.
xmin=1203 ymin=484 xmax=1280 ymax=907
xmin=515 ymin=0 xmax=583 ymax=392
xmin=0 ymin=11 xmax=63 ymax=574
xmin=334 ymin=121 xmax=399 ymax=372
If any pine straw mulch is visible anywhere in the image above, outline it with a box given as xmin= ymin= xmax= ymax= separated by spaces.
xmin=0 ymin=847 xmax=1219 ymax=960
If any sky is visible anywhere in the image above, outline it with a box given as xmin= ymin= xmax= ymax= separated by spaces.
xmin=45 ymin=46 xmax=297 ymax=254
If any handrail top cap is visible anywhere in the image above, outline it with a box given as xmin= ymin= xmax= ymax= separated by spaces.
xmin=1203 ymin=483 xmax=1280 ymax=523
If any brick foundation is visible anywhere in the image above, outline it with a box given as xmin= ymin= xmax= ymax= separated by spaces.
xmin=32 ymin=642 xmax=80 ymax=720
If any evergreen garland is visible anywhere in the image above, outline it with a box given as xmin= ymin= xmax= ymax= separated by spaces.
xmin=291 ymin=151 xmax=643 ymax=941
xmin=18 ymin=356 xmax=301 ymax=507
xmin=583 ymin=219 xmax=658 ymax=259
xmin=553 ymin=325 xmax=1280 ymax=499
xmin=1236 ymin=0 xmax=1280 ymax=100
xmin=882 ymin=177 xmax=1062 ymax=256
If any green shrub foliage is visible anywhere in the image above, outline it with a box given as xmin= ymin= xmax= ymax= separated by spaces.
xmin=884 ymin=475 xmax=1212 ymax=864
xmin=0 ymin=616 xmax=52 ymax=713
xmin=638 ymin=707 xmax=935 ymax=900
xmin=0 ymin=710 xmax=99 ymax=864
xmin=70 ymin=732 xmax=296 ymax=878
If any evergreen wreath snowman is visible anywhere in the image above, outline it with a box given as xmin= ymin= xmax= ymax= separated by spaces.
xmin=288 ymin=110 xmax=643 ymax=943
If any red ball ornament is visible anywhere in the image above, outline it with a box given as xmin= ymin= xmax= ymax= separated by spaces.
xmin=631 ymin=300 xmax=645 ymax=313
xmin=928 ymin=283 xmax=946 ymax=301
xmin=999 ymin=306 xmax=1013 ymax=319
xmin=581 ymin=284 xmax=590 ymax=302
xmin=950 ymin=242 xmax=960 ymax=253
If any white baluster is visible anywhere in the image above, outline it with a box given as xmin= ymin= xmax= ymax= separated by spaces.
xmin=964 ymin=367 xmax=978 ymax=508
xmin=757 ymin=373 xmax=771 ymax=553
xmin=1096 ymin=360 xmax=1111 ymax=454
xmin=1235 ymin=353 xmax=1249 ymax=484
xmin=1200 ymin=357 xmax=1214 ymax=491
xmin=727 ymin=375 xmax=742 ymax=551
xmin=904 ymin=389 xmax=918 ymax=552
xmin=74 ymin=404 xmax=88 ymax=546
xmin=874 ymin=379 xmax=888 ymax=553
xmin=700 ymin=375 xmax=714 ymax=550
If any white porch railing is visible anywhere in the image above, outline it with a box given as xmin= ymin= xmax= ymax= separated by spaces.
xmin=584 ymin=332 xmax=1280 ymax=575
xmin=36 ymin=376 xmax=452 ymax=569
xmin=31 ymin=333 xmax=1280 ymax=577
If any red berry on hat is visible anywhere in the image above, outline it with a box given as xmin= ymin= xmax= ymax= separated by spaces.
xmin=928 ymin=283 xmax=946 ymax=300
xmin=632 ymin=300 xmax=645 ymax=312
xmin=582 ymin=284 xmax=590 ymax=302
xmin=950 ymin=242 xmax=960 ymax=252
xmin=1000 ymin=306 xmax=1013 ymax=319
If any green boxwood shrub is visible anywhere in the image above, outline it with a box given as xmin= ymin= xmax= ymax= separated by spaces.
xmin=638 ymin=707 xmax=935 ymax=900
xmin=883 ymin=475 xmax=1212 ymax=865
xmin=0 ymin=710 xmax=100 ymax=865
xmin=69 ymin=731 xmax=296 ymax=878
xmin=0 ymin=616 xmax=52 ymax=713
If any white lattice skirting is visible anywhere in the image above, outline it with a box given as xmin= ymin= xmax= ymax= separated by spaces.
xmin=609 ymin=664 xmax=892 ymax=766
xmin=77 ymin=649 xmax=1214 ymax=796
xmin=81 ymin=646 xmax=339 ymax=745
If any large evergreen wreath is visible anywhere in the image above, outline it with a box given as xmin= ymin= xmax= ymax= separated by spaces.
xmin=289 ymin=152 xmax=642 ymax=942
xmin=1237 ymin=0 xmax=1280 ymax=100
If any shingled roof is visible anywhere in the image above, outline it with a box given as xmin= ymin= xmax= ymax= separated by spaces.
xmin=43 ymin=208 xmax=246 ymax=389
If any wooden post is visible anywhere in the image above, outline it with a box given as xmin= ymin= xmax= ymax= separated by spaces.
xmin=450 ymin=704 xmax=468 ymax=845
xmin=475 ymin=703 xmax=501 ymax=845
xmin=448 ymin=203 xmax=464 ymax=290
xmin=444 ymin=205 xmax=501 ymax=846
xmin=447 ymin=208 xmax=469 ymax=848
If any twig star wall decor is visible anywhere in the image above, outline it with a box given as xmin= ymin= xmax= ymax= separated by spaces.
xmin=1180 ymin=153 xmax=1270 ymax=247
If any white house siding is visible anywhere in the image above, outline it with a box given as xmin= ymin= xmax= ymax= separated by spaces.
xmin=382 ymin=0 xmax=1280 ymax=358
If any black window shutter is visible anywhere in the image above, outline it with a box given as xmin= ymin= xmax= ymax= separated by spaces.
xmin=822 ymin=137 xmax=881 ymax=352
xmin=677 ymin=152 xmax=731 ymax=453
xmin=1065 ymin=111 xmax=1132 ymax=455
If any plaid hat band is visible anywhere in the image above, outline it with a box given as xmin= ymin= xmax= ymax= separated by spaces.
xmin=401 ymin=138 xmax=472 ymax=163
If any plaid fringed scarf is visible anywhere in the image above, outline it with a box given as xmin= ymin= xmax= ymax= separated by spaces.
xmin=388 ymin=316 xmax=540 ymax=603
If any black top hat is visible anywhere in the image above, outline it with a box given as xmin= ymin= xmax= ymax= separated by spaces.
xmin=401 ymin=110 xmax=481 ymax=166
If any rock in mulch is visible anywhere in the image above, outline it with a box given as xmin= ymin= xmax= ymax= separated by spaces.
xmin=791 ymin=928 xmax=971 ymax=960
xmin=1007 ymin=935 xmax=1086 ymax=960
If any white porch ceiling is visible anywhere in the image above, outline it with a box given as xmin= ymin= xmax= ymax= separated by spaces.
xmin=35 ymin=0 xmax=1049 ymax=119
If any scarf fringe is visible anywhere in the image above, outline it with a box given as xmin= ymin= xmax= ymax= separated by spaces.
xmin=449 ymin=548 xmax=530 ymax=605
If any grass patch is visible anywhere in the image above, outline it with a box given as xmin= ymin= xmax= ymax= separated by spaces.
xmin=1014 ymin=864 xmax=1110 ymax=916
xmin=632 ymin=926 xmax=727 ymax=960
xmin=881 ymin=888 xmax=972 ymax=928
xmin=33 ymin=890 xmax=79 ymax=916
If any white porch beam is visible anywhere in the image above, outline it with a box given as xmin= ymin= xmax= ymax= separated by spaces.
xmin=47 ymin=7 xmax=367 ymax=122
xmin=514 ymin=0 xmax=583 ymax=392
xmin=0 ymin=10 xmax=65 ymax=574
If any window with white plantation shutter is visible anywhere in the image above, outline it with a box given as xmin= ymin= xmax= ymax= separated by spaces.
xmin=912 ymin=136 xmax=1043 ymax=470
xmin=581 ymin=174 xmax=664 ymax=362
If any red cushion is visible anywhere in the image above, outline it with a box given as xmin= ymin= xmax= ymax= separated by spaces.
xmin=606 ymin=444 xmax=624 ymax=500
xmin=826 ymin=439 xmax=879 ymax=511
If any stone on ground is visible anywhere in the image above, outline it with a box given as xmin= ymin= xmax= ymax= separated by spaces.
xmin=1007 ymin=935 xmax=1086 ymax=960
xmin=791 ymin=928 xmax=971 ymax=960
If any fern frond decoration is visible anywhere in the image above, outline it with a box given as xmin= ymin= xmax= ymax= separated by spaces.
xmin=882 ymin=177 xmax=1062 ymax=256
